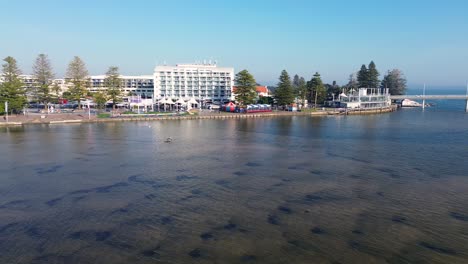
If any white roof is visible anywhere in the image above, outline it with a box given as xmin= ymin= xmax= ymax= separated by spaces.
xmin=187 ymin=98 xmax=199 ymax=104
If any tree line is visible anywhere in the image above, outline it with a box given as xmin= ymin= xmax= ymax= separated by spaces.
xmin=234 ymin=60 xmax=407 ymax=108
xmin=0 ymin=55 xmax=123 ymax=114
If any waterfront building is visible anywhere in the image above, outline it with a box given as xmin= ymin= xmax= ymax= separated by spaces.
xmin=339 ymin=88 xmax=391 ymax=109
xmin=232 ymin=85 xmax=271 ymax=102
xmin=88 ymin=75 xmax=154 ymax=98
xmin=256 ymin=86 xmax=270 ymax=97
xmin=153 ymin=63 xmax=234 ymax=103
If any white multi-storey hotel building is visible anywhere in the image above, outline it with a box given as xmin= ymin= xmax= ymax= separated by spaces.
xmin=153 ymin=63 xmax=234 ymax=103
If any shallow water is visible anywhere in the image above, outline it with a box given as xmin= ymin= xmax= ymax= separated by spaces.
xmin=1 ymin=107 xmax=468 ymax=263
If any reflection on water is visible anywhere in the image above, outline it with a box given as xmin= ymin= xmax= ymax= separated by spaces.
xmin=1 ymin=111 xmax=468 ymax=264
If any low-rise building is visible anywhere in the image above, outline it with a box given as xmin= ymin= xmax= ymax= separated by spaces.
xmin=232 ymin=85 xmax=271 ymax=100
xmin=88 ymin=75 xmax=154 ymax=98
xmin=339 ymin=88 xmax=391 ymax=109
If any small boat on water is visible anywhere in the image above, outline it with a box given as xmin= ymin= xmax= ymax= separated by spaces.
xmin=401 ymin=99 xmax=422 ymax=107
xmin=164 ymin=137 xmax=172 ymax=143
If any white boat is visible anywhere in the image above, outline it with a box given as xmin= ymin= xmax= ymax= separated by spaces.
xmin=401 ymin=99 xmax=422 ymax=107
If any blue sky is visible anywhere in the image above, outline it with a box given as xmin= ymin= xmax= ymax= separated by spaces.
xmin=1 ymin=0 xmax=468 ymax=87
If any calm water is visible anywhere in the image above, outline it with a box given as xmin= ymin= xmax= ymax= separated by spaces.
xmin=1 ymin=101 xmax=468 ymax=263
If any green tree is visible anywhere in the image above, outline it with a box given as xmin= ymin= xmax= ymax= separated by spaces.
xmin=325 ymin=80 xmax=341 ymax=99
xmin=357 ymin=64 xmax=368 ymax=88
xmin=51 ymin=83 xmax=61 ymax=98
xmin=296 ymin=76 xmax=307 ymax=106
xmin=62 ymin=91 xmax=72 ymax=100
xmin=307 ymin=72 xmax=326 ymax=108
xmin=381 ymin=69 xmax=407 ymax=95
xmin=292 ymin=74 xmax=300 ymax=96
xmin=0 ymin=56 xmax=27 ymax=114
xmin=234 ymin=69 xmax=257 ymax=106
xmin=346 ymin=73 xmax=358 ymax=92
xmin=257 ymin=96 xmax=274 ymax=104
xmin=104 ymin=66 xmax=122 ymax=109
xmin=32 ymin=54 xmax=54 ymax=111
xmin=66 ymin=56 xmax=89 ymax=109
xmin=274 ymin=70 xmax=295 ymax=107
xmin=367 ymin=61 xmax=380 ymax=88
xmin=93 ymin=92 xmax=108 ymax=109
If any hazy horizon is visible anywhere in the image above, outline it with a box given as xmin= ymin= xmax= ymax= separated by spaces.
xmin=1 ymin=0 xmax=467 ymax=87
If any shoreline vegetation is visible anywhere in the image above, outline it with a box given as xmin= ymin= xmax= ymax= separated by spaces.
xmin=0 ymin=106 xmax=397 ymax=127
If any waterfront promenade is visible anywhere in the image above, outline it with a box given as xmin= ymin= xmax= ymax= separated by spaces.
xmin=0 ymin=106 xmax=396 ymax=127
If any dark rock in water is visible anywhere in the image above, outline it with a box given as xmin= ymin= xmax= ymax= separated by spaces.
xmin=95 ymin=182 xmax=129 ymax=193
xmin=0 ymin=222 xmax=19 ymax=233
xmin=69 ymin=189 xmax=92 ymax=195
xmin=376 ymin=167 xmax=400 ymax=178
xmin=419 ymin=242 xmax=456 ymax=255
xmin=106 ymin=240 xmax=135 ymax=250
xmin=180 ymin=195 xmax=194 ymax=201
xmin=450 ymin=212 xmax=468 ymax=222
xmin=145 ymin=194 xmax=156 ymax=200
xmin=128 ymin=174 xmax=157 ymax=185
xmin=348 ymin=240 xmax=361 ymax=250
xmin=191 ymin=189 xmax=202 ymax=195
xmin=25 ymin=226 xmax=42 ymax=238
xmin=0 ymin=199 xmax=30 ymax=209
xmin=46 ymin=197 xmax=63 ymax=206
xmin=303 ymin=191 xmax=344 ymax=203
xmin=95 ymin=231 xmax=111 ymax=241
xmin=310 ymin=170 xmax=322 ymax=175
xmin=304 ymin=209 xmax=311 ymax=213
xmin=305 ymin=194 xmax=322 ymax=201
xmin=240 ymin=255 xmax=257 ymax=262
xmin=36 ymin=164 xmax=63 ymax=174
xmin=176 ymin=175 xmax=198 ymax=181
xmin=267 ymin=214 xmax=280 ymax=225
xmin=224 ymin=222 xmax=237 ymax=230
xmin=391 ymin=215 xmax=407 ymax=224
xmin=127 ymin=174 xmax=145 ymax=182
xmin=188 ymin=248 xmax=202 ymax=258
xmin=72 ymin=196 xmax=86 ymax=202
xmin=245 ymin=162 xmax=261 ymax=167
xmin=152 ymin=183 xmax=170 ymax=189
xmin=142 ymin=246 xmax=161 ymax=257
xmin=311 ymin=227 xmax=326 ymax=235
xmin=69 ymin=231 xmax=83 ymax=240
xmin=352 ymin=229 xmax=364 ymax=235
xmin=287 ymin=240 xmax=309 ymax=250
xmin=238 ymin=228 xmax=249 ymax=233
xmin=161 ymin=216 xmax=173 ymax=225
xmin=111 ymin=208 xmax=129 ymax=214
xmin=200 ymin=232 xmax=214 ymax=240
xmin=278 ymin=206 xmax=292 ymax=214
